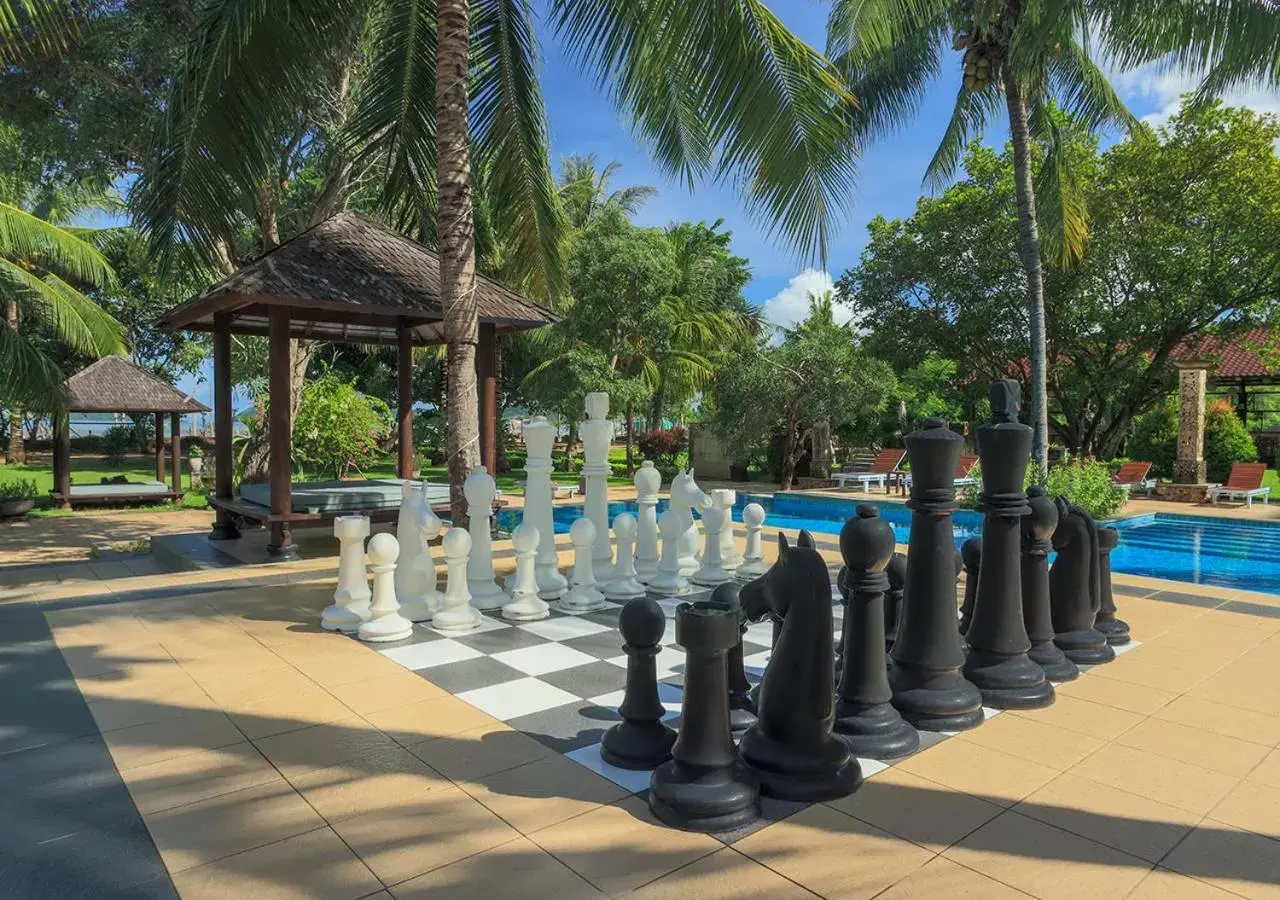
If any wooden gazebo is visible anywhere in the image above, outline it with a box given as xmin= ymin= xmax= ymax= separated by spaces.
xmin=163 ymin=211 xmax=557 ymax=560
xmin=53 ymin=356 xmax=209 ymax=509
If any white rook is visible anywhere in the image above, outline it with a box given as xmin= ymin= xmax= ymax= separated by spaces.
xmin=691 ymin=504 xmax=732 ymax=587
xmin=324 ymin=515 xmax=371 ymax=632
xmin=713 ymin=489 xmax=744 ymax=571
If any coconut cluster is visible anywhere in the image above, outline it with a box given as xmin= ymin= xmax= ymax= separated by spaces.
xmin=954 ymin=31 xmax=996 ymax=93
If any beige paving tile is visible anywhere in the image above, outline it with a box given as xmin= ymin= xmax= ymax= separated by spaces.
xmin=1153 ymin=695 xmax=1280 ymax=748
xmin=86 ymin=684 xmax=220 ymax=733
xmin=406 ymin=722 xmax=555 ymax=782
xmin=145 ymin=780 xmax=328 ymax=873
xmin=1128 ymin=867 xmax=1245 ymax=900
xmin=170 ymin=826 xmax=382 ymax=900
xmin=896 ymin=735 xmax=1058 ymax=808
xmin=58 ymin=641 xmax=172 ymax=678
xmin=824 ymin=765 xmax=1001 ymax=852
xmin=75 ymin=665 xmax=204 ymax=703
xmin=624 ymin=847 xmax=817 ymax=900
xmin=330 ymin=786 xmax=520 ymax=886
xmin=1055 ymin=673 xmax=1176 ymax=715
xmin=198 ymin=666 xmax=317 ymax=706
xmin=1068 ymin=743 xmax=1239 ymax=816
xmin=225 ymin=682 xmax=356 ymax=740
xmin=390 ymin=836 xmax=603 ymax=899
xmin=102 ymin=708 xmax=246 ymax=772
xmin=325 ymin=670 xmax=448 ymax=716
xmin=177 ymin=644 xmax=289 ymax=680
xmin=1150 ymin=619 xmax=1270 ymax=657
xmin=1117 ymin=717 xmax=1271 ymax=777
xmin=942 ymin=810 xmax=1151 ymax=900
xmin=1189 ymin=668 xmax=1280 ymax=718
xmin=287 ymin=745 xmax=450 ymax=824
xmin=1208 ymin=780 xmax=1280 ymax=839
xmin=956 ymin=713 xmax=1105 ymax=771
xmin=871 ymin=856 xmax=1033 ymax=899
xmin=1163 ymin=821 xmax=1280 ymax=900
xmin=122 ymin=741 xmax=282 ymax=815
xmin=363 ymin=696 xmax=499 ymax=746
xmin=462 ymin=755 xmax=628 ymax=834
xmin=528 ymin=796 xmax=719 ymax=894
xmin=1249 ymin=749 xmax=1280 ymax=789
xmin=252 ymin=717 xmax=401 ymax=778
xmin=1014 ymin=772 xmax=1202 ymax=863
xmin=736 ymin=803 xmax=933 ymax=899
xmin=1009 ymin=693 xmax=1145 ymax=741
xmin=1098 ymin=656 xmax=1215 ymax=694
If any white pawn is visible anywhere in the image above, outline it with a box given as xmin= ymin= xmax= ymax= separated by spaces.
xmin=560 ymin=517 xmax=607 ymax=612
xmin=433 ymin=528 xmax=483 ymax=631
xmin=648 ymin=509 xmax=691 ymax=596
xmin=465 ymin=466 xmax=507 ymax=610
xmin=633 ymin=461 xmax=661 ymax=584
xmin=736 ymin=502 xmax=769 ymax=580
xmin=692 ymin=505 xmax=732 ymax=586
xmin=400 ymin=496 xmax=444 ymax=622
xmin=604 ymin=513 xmax=646 ymax=601
xmin=358 ymin=533 xmax=414 ymax=642
xmin=323 ymin=515 xmax=370 ymax=633
xmin=714 ymin=489 xmax=744 ymax=571
xmin=503 ymin=523 xmax=550 ymax=622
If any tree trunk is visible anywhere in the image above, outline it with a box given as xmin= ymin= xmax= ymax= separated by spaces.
xmin=810 ymin=420 xmax=831 ymax=478
xmin=649 ymin=386 xmax=664 ymax=431
xmin=5 ymin=299 xmax=23 ymax=465
xmin=779 ymin=410 xmax=800 ymax=490
xmin=240 ymin=339 xmax=314 ymax=482
xmin=1006 ymin=78 xmax=1050 ymax=481
xmin=625 ymin=400 xmax=634 ymax=477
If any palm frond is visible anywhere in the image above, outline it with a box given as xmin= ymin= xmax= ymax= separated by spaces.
xmin=924 ymin=83 xmax=1004 ymax=190
xmin=0 ymin=312 xmax=67 ymax=412
xmin=1048 ymin=34 xmax=1137 ymax=134
xmin=0 ymin=202 xmax=116 ymax=287
xmin=1031 ymin=104 xmax=1090 ymax=268
xmin=0 ymin=261 xmax=125 ymax=357
xmin=0 ymin=0 xmax=79 ymax=63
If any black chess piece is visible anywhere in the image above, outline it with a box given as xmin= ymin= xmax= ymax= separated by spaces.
xmin=1050 ymin=499 xmax=1116 ymax=665
xmin=889 ymin=418 xmax=985 ymax=732
xmin=958 ymin=537 xmax=982 ymax=637
xmin=961 ymin=381 xmax=1054 ymax=709
xmin=708 ymin=583 xmax=758 ymax=733
xmin=1022 ymin=487 xmax=1078 ymax=681
xmin=1094 ymin=527 xmax=1131 ymax=645
xmin=747 ymin=613 xmax=781 ymax=711
xmin=739 ymin=531 xmax=861 ymax=801
xmin=834 ymin=506 xmax=920 ymax=759
xmin=649 ymin=600 xmax=760 ymax=832
xmin=601 ymin=597 xmax=677 ymax=769
xmin=884 ymin=552 xmax=906 ymax=655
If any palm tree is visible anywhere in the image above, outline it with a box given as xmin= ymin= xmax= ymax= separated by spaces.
xmin=1 ymin=0 xmax=80 ymax=63
xmin=559 ymin=155 xmax=658 ymax=230
xmin=828 ymin=2 xmax=1135 ymax=478
xmin=137 ymin=0 xmax=859 ymax=522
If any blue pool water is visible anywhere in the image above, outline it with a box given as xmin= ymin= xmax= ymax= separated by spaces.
xmin=498 ymin=493 xmax=1280 ymax=597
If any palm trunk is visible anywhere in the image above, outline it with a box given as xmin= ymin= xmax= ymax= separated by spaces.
xmin=1006 ymin=78 xmax=1050 ymax=481
xmin=649 ymin=386 xmax=664 ymax=431
xmin=5 ymin=300 xmax=23 ymax=465
xmin=437 ymin=0 xmax=480 ymax=526
xmin=624 ymin=400 xmax=634 ymax=477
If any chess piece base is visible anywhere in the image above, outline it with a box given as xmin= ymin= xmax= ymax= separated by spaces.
xmin=963 ymin=650 xmax=1056 ymax=710
xmin=729 ymin=705 xmax=758 ymax=735
xmin=738 ymin=728 xmax=862 ymax=802
xmin=1054 ymin=629 xmax=1116 ymax=664
xmin=691 ymin=567 xmax=732 ymax=587
xmin=834 ymin=702 xmax=920 ymax=760
xmin=536 ymin=567 xmax=569 ymax=601
xmin=1029 ymin=643 xmax=1079 ymax=681
xmin=601 ymin=721 xmax=676 ymax=770
xmin=398 ymin=594 xmax=441 ymax=623
xmin=469 ymin=581 xmax=508 ymax=611
xmin=604 ymin=578 xmax=647 ymax=601
xmin=559 ymin=588 xmax=607 ymax=613
xmin=1096 ymin=618 xmax=1131 ymax=646
xmin=357 ymin=617 xmax=413 ymax=643
xmin=432 ymin=607 xmax=482 ymax=631
xmin=502 ymin=598 xmax=550 ymax=622
xmin=648 ymin=576 xmax=692 ymax=597
xmin=320 ymin=606 xmax=363 ymax=634
xmin=734 ymin=562 xmax=768 ymax=582
xmin=889 ymin=665 xmax=985 ymax=732
xmin=648 ymin=760 xmax=760 ymax=832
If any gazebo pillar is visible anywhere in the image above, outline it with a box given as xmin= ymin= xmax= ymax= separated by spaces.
xmin=267 ymin=306 xmax=298 ymax=560
xmin=1174 ymin=360 xmax=1209 ymax=485
xmin=478 ymin=322 xmax=497 ymax=476
xmin=397 ymin=318 xmax=414 ymax=480
xmin=154 ymin=412 xmax=165 ymax=483
xmin=53 ymin=412 xmax=71 ymax=510
xmin=210 ymin=312 xmax=239 ymax=540
xmin=170 ymin=412 xmax=182 ymax=497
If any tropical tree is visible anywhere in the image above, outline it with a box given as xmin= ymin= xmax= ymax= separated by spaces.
xmin=139 ymin=0 xmax=860 ymax=522
xmin=558 ymin=155 xmax=657 ymax=231
xmin=827 ymin=1 xmax=1136 ymax=478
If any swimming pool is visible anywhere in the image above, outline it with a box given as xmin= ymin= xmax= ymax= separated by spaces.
xmin=498 ymin=493 xmax=1280 ymax=597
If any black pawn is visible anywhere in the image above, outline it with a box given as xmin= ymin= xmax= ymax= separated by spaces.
xmin=1049 ymin=499 xmax=1115 ymax=665
xmin=961 ymin=380 xmax=1054 ymax=710
xmin=602 ymin=597 xmax=677 ymax=769
xmin=649 ymin=600 xmax=760 ymax=832
xmin=884 ymin=552 xmax=906 ymax=655
xmin=835 ymin=506 xmax=920 ymax=759
xmin=889 ymin=418 xmax=984 ymax=732
xmin=958 ymin=537 xmax=982 ymax=637
xmin=1022 ymin=487 xmax=1078 ymax=681
xmin=709 ymin=583 xmax=758 ymax=733
xmin=1094 ymin=527 xmax=1131 ymax=645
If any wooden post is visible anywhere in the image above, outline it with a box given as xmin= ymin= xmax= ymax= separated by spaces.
xmin=1238 ymin=380 xmax=1249 ymax=425
xmin=154 ymin=412 xmax=165 ymax=483
xmin=397 ymin=318 xmax=414 ymax=479
xmin=210 ymin=313 xmax=238 ymax=540
xmin=267 ymin=306 xmax=297 ymax=559
xmin=170 ymin=412 xmax=181 ymax=498
xmin=478 ymin=322 xmax=497 ymax=476
xmin=54 ymin=412 xmax=71 ymax=510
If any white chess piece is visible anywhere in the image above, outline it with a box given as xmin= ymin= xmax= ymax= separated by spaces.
xmin=464 ymin=466 xmax=508 ymax=610
xmin=713 ymin=489 xmax=744 ymax=571
xmin=394 ymin=481 xmax=424 ymax=602
xmin=633 ymin=461 xmax=661 ymax=584
xmin=358 ymin=533 xmax=414 ymax=642
xmin=670 ymin=468 xmax=708 ymax=577
xmin=736 ymin=502 xmax=769 ymax=580
xmin=323 ymin=515 xmax=371 ymax=632
xmin=648 ymin=509 xmax=691 ymax=596
xmin=560 ymin=517 xmax=607 ymax=612
xmin=604 ymin=513 xmax=646 ymax=600
xmin=399 ymin=492 xmax=444 ymax=621
xmin=692 ymin=505 xmax=732 ymax=586
xmin=502 ymin=523 xmax=550 ymax=621
xmin=580 ymin=391 xmax=615 ymax=578
xmin=433 ymin=528 xmax=483 ymax=631
xmin=522 ymin=416 xmax=568 ymax=599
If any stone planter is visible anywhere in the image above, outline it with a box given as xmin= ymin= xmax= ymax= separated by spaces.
xmin=189 ymin=457 xmax=204 ymax=474
xmin=0 ymin=499 xmax=35 ymax=518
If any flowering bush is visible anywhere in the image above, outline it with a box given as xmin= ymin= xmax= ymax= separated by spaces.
xmin=637 ymin=427 xmax=687 ymax=465
xmin=293 ymin=376 xmax=391 ymax=479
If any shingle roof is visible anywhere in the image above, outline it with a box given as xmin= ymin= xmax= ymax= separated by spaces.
xmin=1172 ymin=328 xmax=1279 ymax=379
xmin=66 ymin=356 xmax=209 ymax=414
xmin=163 ymin=211 xmax=558 ymax=345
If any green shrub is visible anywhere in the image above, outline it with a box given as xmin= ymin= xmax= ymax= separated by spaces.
xmin=1043 ymin=458 xmax=1127 ymax=520
xmin=1128 ymin=397 xmax=1258 ymax=482
xmin=101 ymin=425 xmax=136 ymax=464
xmin=293 ymin=376 xmax=392 ymax=479
xmin=1127 ymin=400 xmax=1178 ymax=478
xmin=0 ymin=478 xmax=38 ymax=501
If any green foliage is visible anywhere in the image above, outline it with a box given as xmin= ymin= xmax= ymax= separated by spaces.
xmin=1042 ymin=458 xmax=1127 ymax=521
xmin=636 ymin=427 xmax=686 ymax=466
xmin=413 ymin=412 xmax=447 ymax=466
xmin=100 ymin=425 xmax=138 ymax=464
xmin=0 ymin=477 xmax=37 ymax=500
xmin=1129 ymin=398 xmax=1260 ymax=483
xmin=292 ymin=377 xmax=392 ymax=480
xmin=1127 ymin=399 xmax=1178 ymax=478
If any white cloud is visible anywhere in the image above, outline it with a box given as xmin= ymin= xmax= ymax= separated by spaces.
xmin=761 ymin=269 xmax=857 ymax=337
xmin=1107 ymin=62 xmax=1280 ymax=130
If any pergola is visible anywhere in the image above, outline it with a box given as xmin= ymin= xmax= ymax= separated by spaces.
xmin=53 ymin=356 xmax=209 ymax=509
xmin=162 ymin=211 xmax=557 ymax=559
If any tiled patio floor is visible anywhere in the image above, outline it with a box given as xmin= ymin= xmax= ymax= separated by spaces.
xmin=6 ymin=533 xmax=1280 ymax=898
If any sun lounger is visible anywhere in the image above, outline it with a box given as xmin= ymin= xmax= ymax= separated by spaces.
xmin=832 ymin=448 xmax=907 ymax=493
xmin=902 ymin=454 xmax=979 ymax=492
xmin=1114 ymin=461 xmax=1155 ymax=496
xmin=1209 ymin=462 xmax=1270 ymax=508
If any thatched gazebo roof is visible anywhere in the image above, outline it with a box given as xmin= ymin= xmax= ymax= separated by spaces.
xmin=66 ymin=356 xmax=208 ymax=415
xmin=162 ymin=211 xmax=558 ymax=344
